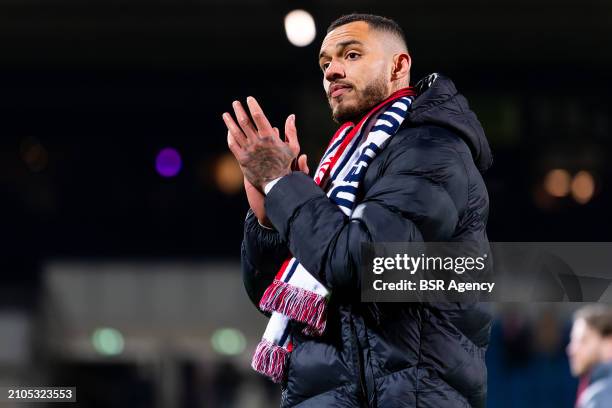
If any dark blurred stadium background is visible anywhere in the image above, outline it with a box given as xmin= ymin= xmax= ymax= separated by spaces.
xmin=1 ymin=0 xmax=610 ymax=406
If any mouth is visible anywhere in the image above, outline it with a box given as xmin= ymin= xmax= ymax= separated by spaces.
xmin=329 ymin=83 xmax=352 ymax=99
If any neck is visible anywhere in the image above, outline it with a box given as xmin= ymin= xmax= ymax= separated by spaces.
xmin=389 ymin=78 xmax=410 ymax=95
xmin=601 ymin=344 xmax=612 ymax=361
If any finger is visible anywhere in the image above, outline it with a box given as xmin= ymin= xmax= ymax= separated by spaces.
xmin=232 ymin=101 xmax=258 ymax=140
xmin=246 ymin=96 xmax=275 ymax=136
xmin=227 ymin=130 xmax=241 ymax=151
xmin=226 ymin=129 xmax=245 ymax=160
xmin=273 ymin=127 xmax=280 ymax=138
xmin=222 ymin=112 xmax=248 ymax=148
xmin=298 ymin=154 xmax=309 ymax=175
xmin=284 ymin=114 xmax=300 ymax=156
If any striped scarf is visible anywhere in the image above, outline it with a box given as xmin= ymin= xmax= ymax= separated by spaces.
xmin=252 ymin=88 xmax=416 ymax=383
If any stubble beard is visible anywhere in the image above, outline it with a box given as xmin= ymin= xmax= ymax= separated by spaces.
xmin=330 ymin=75 xmax=390 ymax=124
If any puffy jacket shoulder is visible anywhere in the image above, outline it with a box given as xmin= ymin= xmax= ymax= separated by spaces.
xmin=360 ymin=124 xmax=474 ymax=242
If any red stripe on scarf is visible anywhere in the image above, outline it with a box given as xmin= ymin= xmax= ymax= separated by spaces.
xmin=274 ymin=258 xmax=292 ymax=281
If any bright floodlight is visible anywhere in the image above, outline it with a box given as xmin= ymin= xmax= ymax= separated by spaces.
xmin=211 ymin=328 xmax=246 ymax=356
xmin=156 ymin=147 xmax=182 ymax=178
xmin=92 ymin=327 xmax=124 ymax=356
xmin=571 ymin=170 xmax=595 ymax=204
xmin=284 ymin=9 xmax=316 ymax=47
xmin=543 ymin=169 xmax=571 ymax=198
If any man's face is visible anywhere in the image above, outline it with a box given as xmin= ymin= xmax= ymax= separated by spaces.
xmin=567 ymin=318 xmax=602 ymax=376
xmin=319 ymin=21 xmax=391 ymax=123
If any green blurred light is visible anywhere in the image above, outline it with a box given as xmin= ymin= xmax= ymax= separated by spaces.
xmin=92 ymin=327 xmax=124 ymax=356
xmin=211 ymin=328 xmax=246 ymax=356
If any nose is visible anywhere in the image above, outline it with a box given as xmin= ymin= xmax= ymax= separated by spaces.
xmin=324 ymin=59 xmax=345 ymax=82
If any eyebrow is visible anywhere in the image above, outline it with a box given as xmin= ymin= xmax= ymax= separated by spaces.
xmin=319 ymin=40 xmax=364 ymax=60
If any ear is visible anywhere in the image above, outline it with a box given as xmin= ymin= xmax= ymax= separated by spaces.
xmin=391 ymin=52 xmax=411 ymax=83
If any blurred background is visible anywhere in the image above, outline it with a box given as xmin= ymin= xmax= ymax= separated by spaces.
xmin=1 ymin=0 xmax=611 ymax=406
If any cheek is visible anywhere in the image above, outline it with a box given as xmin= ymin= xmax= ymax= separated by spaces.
xmin=584 ymin=341 xmax=600 ymax=360
xmin=350 ymin=60 xmax=387 ymax=87
xmin=368 ymin=58 xmax=389 ymax=77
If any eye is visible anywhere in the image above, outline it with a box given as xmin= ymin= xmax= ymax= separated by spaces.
xmin=346 ymin=52 xmax=360 ymax=60
xmin=321 ymin=62 xmax=330 ymax=71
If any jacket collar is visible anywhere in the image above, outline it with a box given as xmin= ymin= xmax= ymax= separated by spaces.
xmin=590 ymin=362 xmax=612 ymax=384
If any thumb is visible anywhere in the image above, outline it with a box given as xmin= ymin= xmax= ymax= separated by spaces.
xmin=284 ymin=114 xmax=300 ymax=156
xmin=297 ymin=154 xmax=309 ymax=175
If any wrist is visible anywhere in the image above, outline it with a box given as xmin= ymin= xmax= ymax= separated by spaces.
xmin=263 ymin=173 xmax=287 ymax=195
xmin=257 ymin=216 xmax=274 ymax=230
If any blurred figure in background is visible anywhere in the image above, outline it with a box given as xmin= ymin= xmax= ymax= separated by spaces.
xmin=568 ymin=305 xmax=612 ymax=408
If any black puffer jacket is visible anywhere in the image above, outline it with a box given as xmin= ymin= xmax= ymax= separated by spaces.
xmin=241 ymin=74 xmax=493 ymax=408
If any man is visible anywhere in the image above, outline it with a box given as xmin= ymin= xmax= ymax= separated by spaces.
xmin=568 ymin=305 xmax=612 ymax=408
xmin=223 ymin=13 xmax=492 ymax=408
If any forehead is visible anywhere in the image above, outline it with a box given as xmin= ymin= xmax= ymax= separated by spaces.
xmin=320 ymin=21 xmax=374 ymax=54
xmin=572 ymin=319 xmax=586 ymax=336
xmin=572 ymin=319 xmax=597 ymax=339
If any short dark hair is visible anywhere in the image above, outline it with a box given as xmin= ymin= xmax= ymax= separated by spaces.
xmin=575 ymin=305 xmax=612 ymax=337
xmin=326 ymin=13 xmax=408 ymax=51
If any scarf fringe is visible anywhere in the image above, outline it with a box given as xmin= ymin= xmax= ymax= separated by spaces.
xmin=259 ymin=279 xmax=327 ymax=336
xmin=251 ymin=339 xmax=289 ymax=384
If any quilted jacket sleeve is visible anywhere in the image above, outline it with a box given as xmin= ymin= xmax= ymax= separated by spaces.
xmin=241 ymin=209 xmax=290 ymax=313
